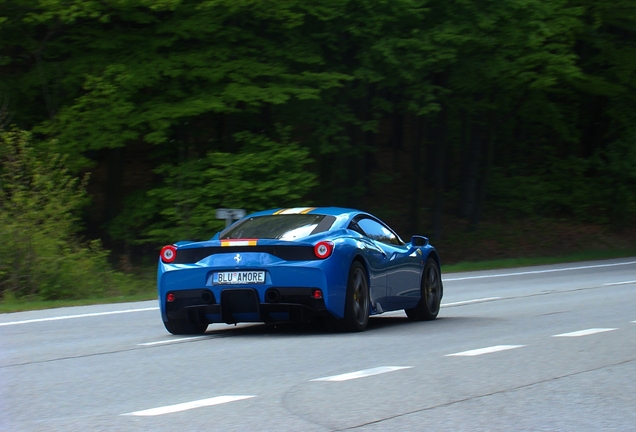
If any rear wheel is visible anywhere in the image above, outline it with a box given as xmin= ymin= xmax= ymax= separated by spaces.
xmin=163 ymin=311 xmax=209 ymax=335
xmin=405 ymin=257 xmax=442 ymax=321
xmin=342 ymin=261 xmax=370 ymax=332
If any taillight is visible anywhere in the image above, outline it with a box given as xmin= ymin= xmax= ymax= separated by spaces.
xmin=314 ymin=241 xmax=334 ymax=259
xmin=160 ymin=245 xmax=177 ymax=263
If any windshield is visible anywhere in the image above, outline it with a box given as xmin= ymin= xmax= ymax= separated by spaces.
xmin=220 ymin=214 xmax=336 ymax=240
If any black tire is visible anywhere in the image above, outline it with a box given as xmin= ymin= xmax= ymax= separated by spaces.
xmin=163 ymin=311 xmax=209 ymax=335
xmin=342 ymin=261 xmax=370 ymax=332
xmin=405 ymin=257 xmax=442 ymax=321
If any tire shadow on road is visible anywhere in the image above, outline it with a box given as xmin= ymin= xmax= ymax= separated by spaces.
xmin=196 ymin=314 xmax=499 ymax=339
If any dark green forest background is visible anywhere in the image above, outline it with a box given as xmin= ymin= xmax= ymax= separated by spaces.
xmin=1 ymin=0 xmax=636 ymax=301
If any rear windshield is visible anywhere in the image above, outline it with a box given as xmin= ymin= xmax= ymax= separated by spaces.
xmin=220 ymin=214 xmax=336 ymax=240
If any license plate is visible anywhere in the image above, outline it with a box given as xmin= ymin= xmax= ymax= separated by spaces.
xmin=213 ymin=271 xmax=266 ymax=285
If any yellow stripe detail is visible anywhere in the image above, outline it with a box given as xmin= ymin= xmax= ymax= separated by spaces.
xmin=278 ymin=207 xmax=314 ymax=215
xmin=273 ymin=208 xmax=286 ymax=215
xmin=220 ymin=240 xmax=257 ymax=247
xmin=300 ymin=207 xmax=316 ymax=214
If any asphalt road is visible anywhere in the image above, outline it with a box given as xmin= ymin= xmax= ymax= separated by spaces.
xmin=1 ymin=258 xmax=635 ymax=431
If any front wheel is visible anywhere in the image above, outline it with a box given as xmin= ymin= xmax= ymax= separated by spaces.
xmin=405 ymin=257 xmax=442 ymax=321
xmin=341 ymin=261 xmax=370 ymax=332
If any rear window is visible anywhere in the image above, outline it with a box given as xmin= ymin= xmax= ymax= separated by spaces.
xmin=220 ymin=214 xmax=335 ymax=240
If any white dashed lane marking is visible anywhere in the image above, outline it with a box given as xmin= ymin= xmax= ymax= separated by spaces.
xmin=441 ymin=297 xmax=501 ymax=307
xmin=310 ymin=366 xmax=412 ymax=382
xmin=603 ymin=280 xmax=636 ymax=286
xmin=552 ymin=328 xmax=617 ymax=337
xmin=446 ymin=345 xmax=526 ymax=357
xmin=138 ymin=336 xmax=207 ymax=346
xmin=122 ymin=395 xmax=255 ymax=416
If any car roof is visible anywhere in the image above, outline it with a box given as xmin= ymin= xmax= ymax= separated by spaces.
xmin=242 ymin=207 xmax=371 ymax=231
xmin=246 ymin=207 xmax=361 ymax=218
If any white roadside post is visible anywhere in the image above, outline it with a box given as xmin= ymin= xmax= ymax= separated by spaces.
xmin=216 ymin=208 xmax=246 ymax=227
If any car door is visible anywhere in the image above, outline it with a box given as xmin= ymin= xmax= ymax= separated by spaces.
xmin=348 ymin=219 xmax=388 ymax=307
xmin=356 ymin=218 xmax=421 ymax=304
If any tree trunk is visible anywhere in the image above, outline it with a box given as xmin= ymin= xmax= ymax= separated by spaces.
xmin=408 ymin=114 xmax=422 ymax=235
xmin=431 ymin=109 xmax=447 ymax=240
xmin=469 ymin=118 xmax=495 ymax=231
xmin=105 ymin=147 xmax=124 ymax=224
xmin=458 ymin=113 xmax=481 ymax=219
xmin=391 ymin=112 xmax=404 ymax=173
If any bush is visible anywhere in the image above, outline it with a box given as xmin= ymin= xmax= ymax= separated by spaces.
xmin=0 ymin=129 xmax=138 ymax=301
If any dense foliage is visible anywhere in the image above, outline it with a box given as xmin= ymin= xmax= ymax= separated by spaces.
xmin=108 ymin=129 xmax=317 ymax=244
xmin=0 ymin=129 xmax=142 ymax=300
xmin=1 ymin=0 xmax=635 ymax=273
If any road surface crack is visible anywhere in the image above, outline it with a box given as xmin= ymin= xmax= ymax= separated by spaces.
xmin=338 ymin=356 xmax=636 ymax=430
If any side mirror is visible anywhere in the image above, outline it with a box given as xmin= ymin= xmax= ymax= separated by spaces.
xmin=411 ymin=235 xmax=429 ymax=247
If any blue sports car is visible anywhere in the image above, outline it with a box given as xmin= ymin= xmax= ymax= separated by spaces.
xmin=157 ymin=207 xmax=443 ymax=334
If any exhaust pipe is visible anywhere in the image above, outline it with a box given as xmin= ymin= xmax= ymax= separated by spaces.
xmin=201 ymin=290 xmax=213 ymax=304
xmin=265 ymin=289 xmax=280 ymax=303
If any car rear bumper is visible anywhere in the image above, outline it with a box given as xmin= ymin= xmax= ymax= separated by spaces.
xmin=164 ymin=287 xmax=330 ymax=324
xmin=158 ymin=260 xmax=348 ymax=321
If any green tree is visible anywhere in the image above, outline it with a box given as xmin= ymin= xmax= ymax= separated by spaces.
xmin=2 ymin=0 xmax=636 ymax=259
xmin=0 ymin=129 xmax=131 ymax=300
xmin=108 ymin=129 xmax=317 ymax=243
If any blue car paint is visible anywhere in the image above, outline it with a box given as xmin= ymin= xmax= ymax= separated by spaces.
xmin=157 ymin=207 xmax=440 ymax=325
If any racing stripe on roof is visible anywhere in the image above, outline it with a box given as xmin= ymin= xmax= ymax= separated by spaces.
xmin=220 ymin=239 xmax=257 ymax=246
xmin=273 ymin=208 xmax=286 ymax=215
xmin=276 ymin=207 xmax=316 ymax=215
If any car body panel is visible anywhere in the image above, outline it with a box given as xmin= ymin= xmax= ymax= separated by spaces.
xmin=382 ymin=243 xmax=424 ymax=302
xmin=157 ymin=207 xmax=441 ymax=329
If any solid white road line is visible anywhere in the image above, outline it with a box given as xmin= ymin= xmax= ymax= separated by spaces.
xmin=0 ymin=296 xmax=503 ymax=329
xmin=441 ymin=297 xmax=501 ymax=307
xmin=138 ymin=336 xmax=207 ymax=346
xmin=310 ymin=366 xmax=412 ymax=382
xmin=443 ymin=260 xmax=636 ymax=282
xmin=5 ymin=259 xmax=633 ymax=327
xmin=0 ymin=307 xmax=159 ymax=327
xmin=552 ymin=328 xmax=617 ymax=337
xmin=445 ymin=345 xmax=525 ymax=357
xmin=122 ymin=395 xmax=255 ymax=416
xmin=379 ymin=297 xmax=503 ymax=317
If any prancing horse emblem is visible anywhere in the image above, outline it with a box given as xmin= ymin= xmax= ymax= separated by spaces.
xmin=234 ymin=253 xmax=242 ymax=265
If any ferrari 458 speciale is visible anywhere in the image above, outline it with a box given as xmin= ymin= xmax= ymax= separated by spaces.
xmin=157 ymin=207 xmax=443 ymax=334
